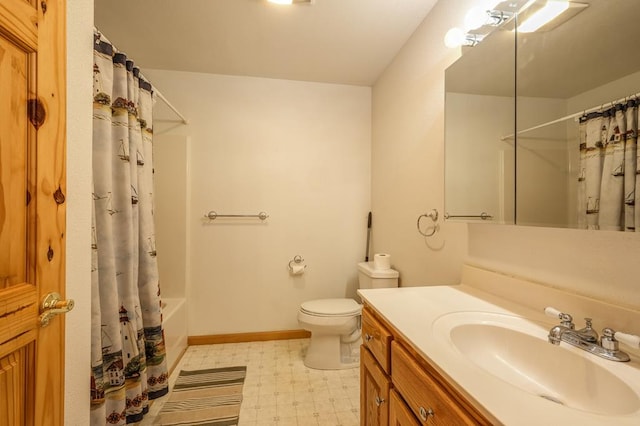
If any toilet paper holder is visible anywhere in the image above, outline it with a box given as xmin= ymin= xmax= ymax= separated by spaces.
xmin=288 ymin=255 xmax=306 ymax=272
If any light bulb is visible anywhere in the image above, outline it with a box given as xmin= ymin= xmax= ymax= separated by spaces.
xmin=268 ymin=0 xmax=293 ymax=4
xmin=444 ymin=27 xmax=466 ymax=48
xmin=464 ymin=6 xmax=488 ymax=30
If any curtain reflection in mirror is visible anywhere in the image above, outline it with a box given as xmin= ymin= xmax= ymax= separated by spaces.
xmin=578 ymin=100 xmax=638 ymax=231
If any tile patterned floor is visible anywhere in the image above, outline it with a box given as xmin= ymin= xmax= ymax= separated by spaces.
xmin=142 ymin=339 xmax=360 ymax=426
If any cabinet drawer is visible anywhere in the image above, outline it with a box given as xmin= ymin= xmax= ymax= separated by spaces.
xmin=391 ymin=342 xmax=479 ymax=425
xmin=362 ymin=307 xmax=393 ymax=374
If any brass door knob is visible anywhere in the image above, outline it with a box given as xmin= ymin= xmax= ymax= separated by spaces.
xmin=40 ymin=292 xmax=75 ymax=327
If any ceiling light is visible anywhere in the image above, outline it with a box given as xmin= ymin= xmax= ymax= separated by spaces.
xmin=518 ymin=0 xmax=569 ymax=33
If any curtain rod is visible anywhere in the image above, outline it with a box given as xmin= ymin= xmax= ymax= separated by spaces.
xmin=94 ymin=27 xmax=189 ymax=125
xmin=153 ymin=88 xmax=189 ymax=125
xmin=501 ymin=90 xmax=640 ymax=141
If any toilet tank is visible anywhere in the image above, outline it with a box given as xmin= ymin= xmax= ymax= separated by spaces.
xmin=357 ymin=262 xmax=399 ymax=289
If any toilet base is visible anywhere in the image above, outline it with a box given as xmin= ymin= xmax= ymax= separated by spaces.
xmin=303 ymin=333 xmax=361 ymax=370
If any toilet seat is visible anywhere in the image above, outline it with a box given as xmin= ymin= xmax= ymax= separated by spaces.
xmin=300 ymin=298 xmax=361 ymax=317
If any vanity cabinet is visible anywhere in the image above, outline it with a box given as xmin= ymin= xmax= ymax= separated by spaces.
xmin=392 ymin=342 xmax=484 ymax=425
xmin=389 ymin=390 xmax=420 ymax=426
xmin=362 ymin=304 xmax=393 ymax=373
xmin=361 ymin=306 xmax=491 ymax=426
xmin=361 ymin=345 xmax=391 ymax=425
xmin=361 ymin=306 xmax=393 ymax=425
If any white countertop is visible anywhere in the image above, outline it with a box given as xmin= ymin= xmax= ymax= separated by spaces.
xmin=358 ymin=284 xmax=640 ymax=425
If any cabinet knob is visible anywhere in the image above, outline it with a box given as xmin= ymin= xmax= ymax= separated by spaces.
xmin=419 ymin=406 xmax=434 ymax=421
xmin=364 ymin=333 xmax=373 ymax=342
xmin=375 ymin=395 xmax=385 ymax=407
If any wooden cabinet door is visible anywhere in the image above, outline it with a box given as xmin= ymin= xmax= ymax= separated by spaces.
xmin=389 ymin=390 xmax=420 ymax=426
xmin=392 ymin=342 xmax=486 ymax=426
xmin=0 ymin=0 xmax=67 ymax=424
xmin=360 ymin=346 xmax=391 ymax=426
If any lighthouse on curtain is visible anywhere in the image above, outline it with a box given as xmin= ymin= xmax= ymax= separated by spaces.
xmin=120 ymin=305 xmax=140 ymax=372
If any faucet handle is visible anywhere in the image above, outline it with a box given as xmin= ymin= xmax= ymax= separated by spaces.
xmin=601 ymin=328 xmax=640 ymax=349
xmin=613 ymin=330 xmax=640 ymax=349
xmin=544 ymin=306 xmax=574 ymax=329
xmin=601 ymin=328 xmax=620 ymax=351
xmin=597 ymin=329 xmax=633 ymax=362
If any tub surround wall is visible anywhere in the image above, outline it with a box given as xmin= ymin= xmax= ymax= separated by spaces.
xmin=154 ymin=134 xmax=189 ymax=299
xmin=146 ymin=69 xmax=372 ymax=336
xmin=161 ymin=298 xmax=188 ymax=373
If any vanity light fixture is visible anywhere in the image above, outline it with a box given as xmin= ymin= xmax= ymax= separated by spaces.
xmin=444 ymin=0 xmax=585 ymax=48
xmin=444 ymin=28 xmax=484 ymax=48
xmin=517 ymin=0 xmax=569 ymax=32
xmin=464 ymin=7 xmax=513 ymax=30
xmin=267 ymin=0 xmax=314 ymax=4
xmin=445 ymin=0 xmax=517 ymax=48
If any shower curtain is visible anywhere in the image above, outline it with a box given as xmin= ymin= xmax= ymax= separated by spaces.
xmin=578 ymin=100 xmax=638 ymax=231
xmin=90 ymin=33 xmax=169 ymax=425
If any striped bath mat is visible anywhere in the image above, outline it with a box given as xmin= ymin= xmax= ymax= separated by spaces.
xmin=154 ymin=366 xmax=246 ymax=425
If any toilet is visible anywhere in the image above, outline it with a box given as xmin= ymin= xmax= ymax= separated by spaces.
xmin=297 ymin=261 xmax=399 ymax=369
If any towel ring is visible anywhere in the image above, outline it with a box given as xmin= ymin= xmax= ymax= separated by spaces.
xmin=417 ymin=209 xmax=439 ymax=237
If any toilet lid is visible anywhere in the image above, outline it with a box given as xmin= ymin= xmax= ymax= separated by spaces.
xmin=300 ymin=298 xmax=362 ymax=316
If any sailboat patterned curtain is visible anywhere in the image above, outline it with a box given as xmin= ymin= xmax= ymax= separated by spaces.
xmin=578 ymin=100 xmax=638 ymax=231
xmin=90 ymin=33 xmax=169 ymax=425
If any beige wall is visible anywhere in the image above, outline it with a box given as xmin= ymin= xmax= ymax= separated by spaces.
xmin=66 ymin=0 xmax=93 ymax=423
xmin=371 ymin=0 xmax=472 ymax=286
xmin=467 ymin=224 xmax=640 ymax=309
xmin=146 ymin=70 xmax=372 ymax=335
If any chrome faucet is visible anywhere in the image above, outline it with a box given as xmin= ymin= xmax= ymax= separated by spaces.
xmin=545 ymin=307 xmax=640 ymax=362
xmin=548 ymin=317 xmax=598 ymax=345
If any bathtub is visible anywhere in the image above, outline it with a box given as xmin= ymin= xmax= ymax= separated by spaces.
xmin=161 ymin=298 xmax=188 ymax=373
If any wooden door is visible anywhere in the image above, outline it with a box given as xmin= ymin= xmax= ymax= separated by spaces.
xmin=0 ymin=0 xmax=67 ymax=424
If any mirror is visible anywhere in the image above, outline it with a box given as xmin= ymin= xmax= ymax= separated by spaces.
xmin=444 ymin=25 xmax=516 ymax=224
xmin=446 ymin=0 xmax=640 ymax=230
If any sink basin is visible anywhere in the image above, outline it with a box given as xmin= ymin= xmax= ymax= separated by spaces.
xmin=432 ymin=312 xmax=640 ymax=415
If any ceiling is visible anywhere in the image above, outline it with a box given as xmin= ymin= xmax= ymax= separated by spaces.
xmin=94 ymin=0 xmax=439 ymax=87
